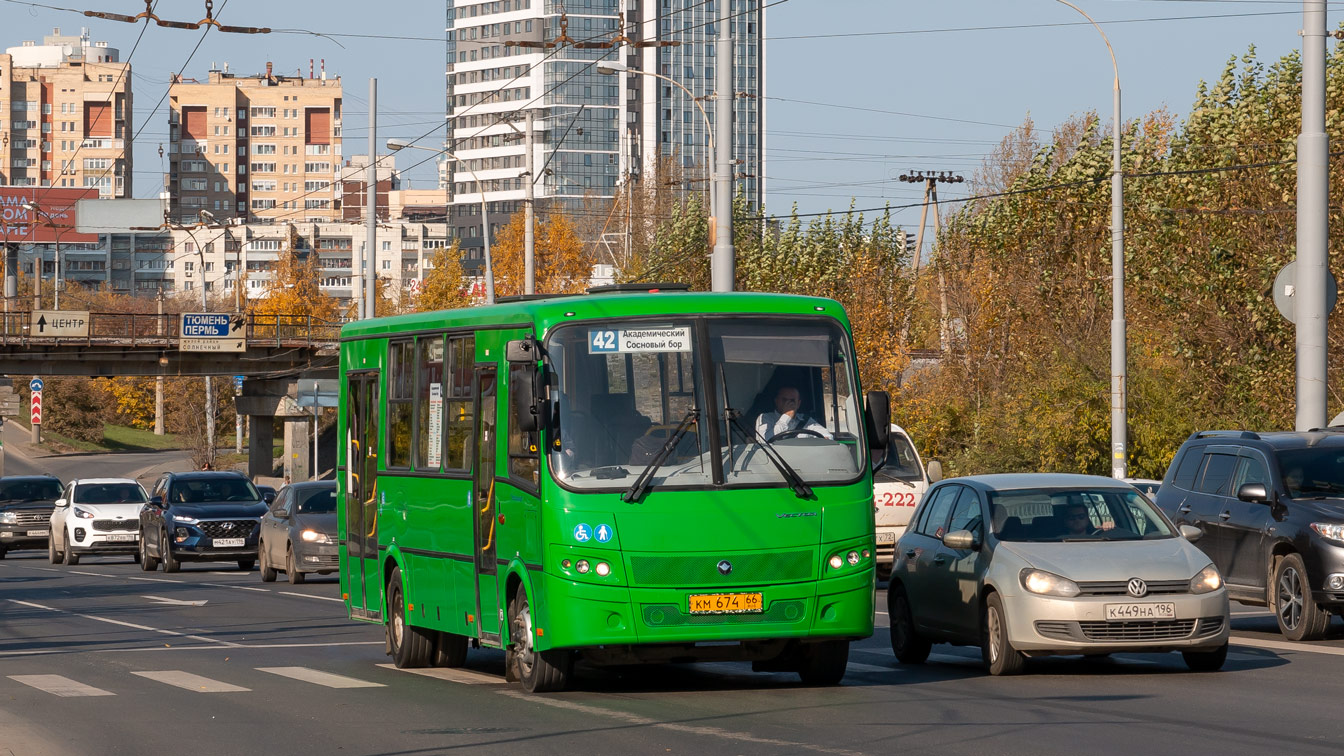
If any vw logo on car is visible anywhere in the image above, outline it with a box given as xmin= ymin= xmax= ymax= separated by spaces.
xmin=1127 ymin=578 xmax=1149 ymax=598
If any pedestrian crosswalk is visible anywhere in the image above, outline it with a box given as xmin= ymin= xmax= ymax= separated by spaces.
xmin=5 ymin=665 xmax=385 ymax=698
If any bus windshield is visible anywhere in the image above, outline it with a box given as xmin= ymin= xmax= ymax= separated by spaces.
xmin=546 ymin=317 xmax=864 ymax=491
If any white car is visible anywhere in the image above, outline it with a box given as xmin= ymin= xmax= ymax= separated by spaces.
xmin=874 ymin=424 xmax=941 ymax=581
xmin=49 ymin=478 xmax=149 ymax=565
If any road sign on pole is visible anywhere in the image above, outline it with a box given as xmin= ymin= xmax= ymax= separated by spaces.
xmin=30 ymin=390 xmax=42 ymax=425
xmin=180 ymin=313 xmax=246 ymax=352
xmin=29 ymin=378 xmax=43 ymax=393
xmin=30 ymin=310 xmax=90 ymax=337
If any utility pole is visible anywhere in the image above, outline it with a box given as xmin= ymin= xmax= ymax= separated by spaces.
xmin=710 ymin=0 xmax=734 ymax=292
xmin=155 ymin=288 xmax=164 ymax=435
xmin=898 ymin=170 xmax=963 ymax=353
xmin=365 ymin=77 xmax=379 ymax=319
xmin=1297 ymin=0 xmax=1329 ymax=431
xmin=524 ymin=110 xmax=536 ymax=296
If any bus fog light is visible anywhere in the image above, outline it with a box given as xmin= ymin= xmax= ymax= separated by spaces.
xmin=828 ymin=555 xmax=843 ymax=570
xmin=595 ymin=562 xmax=611 ymax=577
xmin=846 ymin=551 xmax=860 ymax=566
xmin=576 ymin=560 xmax=591 ymax=574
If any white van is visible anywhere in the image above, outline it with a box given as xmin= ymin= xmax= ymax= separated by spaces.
xmin=874 ymin=424 xmax=940 ymax=581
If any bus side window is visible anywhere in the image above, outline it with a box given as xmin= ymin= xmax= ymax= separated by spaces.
xmin=508 ymin=365 xmax=540 ymax=489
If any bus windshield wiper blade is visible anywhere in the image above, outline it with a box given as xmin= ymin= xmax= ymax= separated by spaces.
xmin=726 ymin=410 xmax=813 ymax=499
xmin=622 ymin=408 xmax=699 ymax=503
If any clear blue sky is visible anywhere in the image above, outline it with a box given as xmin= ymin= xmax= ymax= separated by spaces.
xmin=1 ymin=0 xmax=1331 ymax=230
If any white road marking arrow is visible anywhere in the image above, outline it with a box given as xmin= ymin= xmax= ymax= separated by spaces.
xmin=142 ymin=595 xmax=209 ymax=607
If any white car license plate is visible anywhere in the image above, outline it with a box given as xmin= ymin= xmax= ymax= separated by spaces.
xmin=213 ymin=538 xmax=246 ymax=548
xmin=876 ymin=531 xmax=896 ymax=544
xmin=27 ymin=529 xmax=49 ymax=537
xmin=1105 ymin=602 xmax=1176 ymax=621
xmin=105 ymin=534 xmax=136 ymax=542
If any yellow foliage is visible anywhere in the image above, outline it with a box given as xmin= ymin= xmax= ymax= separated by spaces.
xmin=416 ymin=242 xmax=474 ymax=312
xmin=491 ymin=211 xmax=594 ymax=296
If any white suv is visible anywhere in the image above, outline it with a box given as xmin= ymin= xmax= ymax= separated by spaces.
xmin=49 ymin=478 xmax=149 ymax=565
xmin=875 ymin=424 xmax=941 ymax=581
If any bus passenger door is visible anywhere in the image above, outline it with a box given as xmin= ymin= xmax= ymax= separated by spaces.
xmin=472 ymin=366 xmax=502 ymax=642
xmin=343 ymin=372 xmax=382 ymax=619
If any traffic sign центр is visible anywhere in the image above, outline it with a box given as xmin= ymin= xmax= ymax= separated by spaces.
xmin=180 ymin=313 xmax=246 ymax=353
xmin=31 ymin=311 xmax=90 ymax=338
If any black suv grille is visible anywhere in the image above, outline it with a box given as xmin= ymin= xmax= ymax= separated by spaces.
xmin=11 ymin=510 xmax=52 ymax=527
xmin=93 ymin=519 xmax=137 ymax=532
xmin=197 ymin=519 xmax=258 ymax=538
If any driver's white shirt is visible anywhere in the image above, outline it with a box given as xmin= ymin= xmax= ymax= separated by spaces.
xmin=754 ymin=411 xmax=832 ymax=440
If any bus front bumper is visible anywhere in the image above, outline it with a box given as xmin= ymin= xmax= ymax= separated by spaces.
xmin=534 ymin=568 xmax=873 ymax=653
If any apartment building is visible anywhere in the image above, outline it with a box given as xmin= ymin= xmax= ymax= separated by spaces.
xmin=166 ymin=63 xmax=342 ymax=225
xmin=441 ymin=0 xmax=763 ymax=258
xmin=0 ymin=28 xmax=132 ymax=197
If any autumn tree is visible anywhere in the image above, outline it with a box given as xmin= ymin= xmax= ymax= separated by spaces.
xmin=491 ymin=210 xmax=594 ymax=296
xmin=415 ymin=241 xmax=474 ymax=312
xmin=249 ymin=228 xmax=338 ymax=336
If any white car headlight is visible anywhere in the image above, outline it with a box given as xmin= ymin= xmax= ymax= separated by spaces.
xmin=1310 ymin=522 xmax=1344 ymax=543
xmin=73 ymin=507 xmax=95 ymax=520
xmin=300 ymin=529 xmax=331 ymax=544
xmin=1020 ymin=569 xmax=1080 ymax=598
xmin=172 ymin=515 xmax=199 ymax=525
xmin=0 ymin=512 xmax=15 ymax=524
xmin=1189 ymin=564 xmax=1223 ymax=594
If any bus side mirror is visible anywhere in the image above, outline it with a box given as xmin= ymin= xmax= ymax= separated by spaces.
xmin=510 ymin=364 xmax=540 ymax=433
xmin=505 ymin=338 xmax=537 ymax=363
xmin=864 ymin=391 xmax=891 ymax=450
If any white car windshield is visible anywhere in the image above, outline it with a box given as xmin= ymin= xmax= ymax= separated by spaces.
xmin=989 ymin=488 xmax=1176 ymax=542
xmin=74 ymin=483 xmax=148 ymax=505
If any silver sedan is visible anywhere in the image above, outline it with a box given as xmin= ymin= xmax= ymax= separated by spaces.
xmin=888 ymin=473 xmax=1230 ymax=675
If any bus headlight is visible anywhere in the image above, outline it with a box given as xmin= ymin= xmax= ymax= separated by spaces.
xmin=595 ymin=562 xmax=611 ymax=577
xmin=576 ymin=560 xmax=591 ymax=574
xmin=846 ymin=551 xmax=860 ymax=566
xmin=828 ymin=554 xmax=844 ymax=570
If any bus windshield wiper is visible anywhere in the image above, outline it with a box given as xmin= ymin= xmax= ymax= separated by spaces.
xmin=622 ymin=408 xmax=699 ymax=503
xmin=725 ymin=409 xmax=813 ymax=499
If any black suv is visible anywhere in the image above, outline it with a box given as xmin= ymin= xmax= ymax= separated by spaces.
xmin=139 ymin=471 xmax=267 ymax=572
xmin=0 ymin=475 xmax=62 ymax=558
xmin=1154 ymin=429 xmax=1344 ymax=640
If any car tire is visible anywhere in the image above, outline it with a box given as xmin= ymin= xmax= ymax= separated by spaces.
xmin=139 ymin=532 xmax=159 ymax=571
xmin=509 ymin=582 xmax=572 ymax=692
xmin=875 ymin=564 xmax=892 ymax=583
xmin=160 ymin=532 xmax=180 ymax=573
xmin=888 ymin=584 xmax=932 ymax=664
xmin=287 ymin=548 xmax=305 ymax=584
xmin=259 ymin=540 xmax=277 ymax=582
xmin=982 ymin=593 xmax=1026 ymax=676
xmin=237 ymin=559 xmax=254 ymax=572
xmin=62 ymin=535 xmax=79 ymax=566
xmin=1274 ymin=553 xmax=1331 ymax=641
xmin=1182 ymin=642 xmax=1228 ymax=672
xmin=433 ymin=630 xmax=469 ymax=668
xmin=0 ymin=546 xmax=7 ymax=560
xmin=797 ymin=640 xmax=850 ymax=686
xmin=387 ymin=566 xmax=433 ymax=668
xmin=48 ymin=537 xmax=60 ymax=564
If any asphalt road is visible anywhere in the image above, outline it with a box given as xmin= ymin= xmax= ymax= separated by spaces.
xmin=4 ymin=549 xmax=1344 ymax=756
xmin=1 ymin=420 xmax=192 ymax=485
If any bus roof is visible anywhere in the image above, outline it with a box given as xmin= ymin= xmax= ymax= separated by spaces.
xmin=340 ymin=290 xmax=852 ymax=340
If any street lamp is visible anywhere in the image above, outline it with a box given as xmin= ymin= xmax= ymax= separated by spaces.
xmin=387 ymin=137 xmax=495 ymax=305
xmin=1056 ymin=0 xmax=1127 ymax=480
xmin=596 ymin=61 xmax=715 ymax=223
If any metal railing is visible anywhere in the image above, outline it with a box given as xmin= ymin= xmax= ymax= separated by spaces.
xmin=0 ymin=311 xmax=345 ymax=348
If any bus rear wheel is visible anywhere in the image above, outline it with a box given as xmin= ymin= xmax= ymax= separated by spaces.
xmin=387 ymin=566 xmax=432 ymax=668
xmin=509 ymin=583 xmax=572 ymax=692
xmin=797 ymin=640 xmax=849 ymax=686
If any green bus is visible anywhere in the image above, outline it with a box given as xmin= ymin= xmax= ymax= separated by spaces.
xmin=337 ymin=286 xmax=892 ymax=692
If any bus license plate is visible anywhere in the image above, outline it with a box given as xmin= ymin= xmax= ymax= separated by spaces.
xmin=688 ymin=592 xmax=763 ymax=615
xmin=213 ymin=538 xmax=246 ymax=548
xmin=1105 ymin=602 xmax=1175 ymax=621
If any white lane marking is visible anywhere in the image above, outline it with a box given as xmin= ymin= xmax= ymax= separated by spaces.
xmin=258 ymin=667 xmax=385 ymax=688
xmin=132 ymin=670 xmax=249 ymax=693
xmin=279 ymin=591 xmax=344 ymax=603
xmin=847 ymin=662 xmax=897 ymax=673
xmin=200 ymin=582 xmax=270 ymax=593
xmin=69 ymin=571 xmax=116 ymax=578
xmin=1231 ymin=609 xmax=1273 ymax=616
xmin=128 ymin=576 xmax=180 ymax=584
xmin=8 ymin=675 xmax=114 ymax=697
xmin=376 ymin=663 xmax=505 ymax=685
xmin=142 ymin=596 xmax=209 ymax=607
xmin=498 ymin=690 xmax=868 ymax=756
xmin=1232 ymin=637 xmax=1344 ymax=657
xmin=874 ymin=610 xmax=888 ymax=616
xmin=0 ymin=641 xmax=384 ymax=658
xmin=7 ymin=599 xmax=240 ymax=648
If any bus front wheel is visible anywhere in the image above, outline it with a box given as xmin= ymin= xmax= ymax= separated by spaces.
xmin=508 ymin=583 xmax=572 ymax=692
xmin=797 ymin=640 xmax=849 ymax=686
xmin=387 ymin=567 xmax=433 ymax=668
